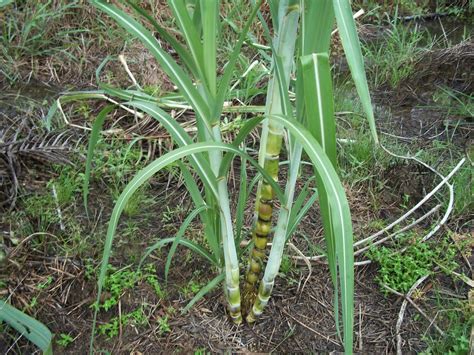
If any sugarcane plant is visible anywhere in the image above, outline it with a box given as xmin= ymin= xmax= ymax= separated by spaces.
xmin=80 ymin=0 xmax=378 ymax=353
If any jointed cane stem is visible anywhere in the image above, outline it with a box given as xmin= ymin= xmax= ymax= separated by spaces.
xmin=242 ymin=0 xmax=300 ymax=315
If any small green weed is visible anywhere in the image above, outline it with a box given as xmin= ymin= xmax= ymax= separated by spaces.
xmin=97 ymin=306 xmax=148 ymax=338
xmin=93 ymin=263 xmax=165 ymax=311
xmin=161 ymin=205 xmax=187 ymax=226
xmin=27 ymin=296 xmax=38 ymax=310
xmin=279 ymin=255 xmax=295 ymax=276
xmin=194 ymin=348 xmax=207 ymax=355
xmin=369 ymin=234 xmax=459 ymax=294
xmin=92 ymin=139 xmax=144 ymax=188
xmin=56 ymin=333 xmax=74 ymax=347
xmin=100 ymin=266 xmax=140 ymax=311
xmin=143 ymin=264 xmax=166 ymax=299
xmin=181 ymin=279 xmax=204 ymax=299
xmin=37 ymin=276 xmax=53 ymax=290
xmin=157 ymin=316 xmax=171 ymax=335
xmin=50 ymin=165 xmax=83 ymax=205
xmin=24 ymin=193 xmax=59 ymax=231
xmin=452 ymin=166 xmax=473 ymax=216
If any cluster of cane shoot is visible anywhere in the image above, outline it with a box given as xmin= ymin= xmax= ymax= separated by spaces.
xmin=88 ymin=1 xmax=378 ymax=353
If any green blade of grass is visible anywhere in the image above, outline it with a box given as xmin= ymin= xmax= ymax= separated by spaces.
xmin=285 ymin=176 xmax=316 ymax=240
xmin=100 ymin=83 xmax=157 ymax=103
xmin=235 ymin=154 xmax=247 ymax=243
xmin=301 ymin=0 xmax=334 ymax=54
xmin=268 ymin=0 xmax=280 ymax=33
xmin=273 ymin=54 xmax=293 ymax=118
xmin=0 ymin=300 xmax=53 ymax=355
xmin=139 ymin=236 xmax=217 ymax=269
xmin=178 ymin=161 xmax=221 ymax=263
xmin=45 ymin=91 xmax=107 ymax=130
xmin=286 ymin=189 xmax=318 ymax=241
xmin=83 ymin=104 xmax=115 ymax=214
xmin=187 ymin=0 xmax=202 ymax=31
xmin=332 ymin=0 xmax=379 ymax=144
xmin=167 ymin=0 xmax=208 ymax=92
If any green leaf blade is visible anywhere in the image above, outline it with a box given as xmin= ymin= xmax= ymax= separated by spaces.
xmin=0 ymin=301 xmax=53 ymax=355
xmin=301 ymin=53 xmax=337 ymax=167
xmin=91 ymin=0 xmax=212 ymax=134
xmin=332 ymin=0 xmax=379 ymax=144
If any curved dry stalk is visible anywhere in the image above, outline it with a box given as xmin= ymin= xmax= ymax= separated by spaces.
xmin=395 ymin=274 xmax=431 ymax=355
xmin=383 ymin=283 xmax=444 ymax=336
xmin=291 ymin=154 xmax=465 ymax=268
xmin=379 ymin=144 xmax=457 ymax=243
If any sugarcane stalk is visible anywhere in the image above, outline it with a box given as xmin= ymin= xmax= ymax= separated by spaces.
xmin=192 ymin=0 xmax=243 ymax=323
xmin=247 ymin=143 xmax=302 ymax=322
xmin=210 ymin=124 xmax=242 ymax=323
xmin=247 ymin=1 xmax=338 ymax=323
xmin=242 ymin=0 xmax=300 ymax=315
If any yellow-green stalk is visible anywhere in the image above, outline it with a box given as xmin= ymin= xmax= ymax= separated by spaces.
xmin=242 ymin=0 xmax=300 ymax=315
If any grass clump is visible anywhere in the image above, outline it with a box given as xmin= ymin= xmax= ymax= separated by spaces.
xmin=0 ymin=0 xmax=132 ymax=86
xmin=362 ymin=20 xmax=429 ymax=88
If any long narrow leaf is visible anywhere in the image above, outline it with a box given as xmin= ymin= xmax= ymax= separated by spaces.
xmin=301 ymin=0 xmax=334 ymax=54
xmin=0 ymin=300 xmax=53 ymax=355
xmin=139 ymin=236 xmax=217 ymax=269
xmin=177 ymin=161 xmax=221 ymax=262
xmin=235 ymin=154 xmax=248 ymax=243
xmin=286 ymin=189 xmax=318 ymax=241
xmin=92 ymin=0 xmax=213 ymax=134
xmin=124 ymin=0 xmax=199 ymax=77
xmin=200 ymin=0 xmax=218 ymax=95
xmin=167 ymin=0 xmax=208 ymax=89
xmin=332 ymin=0 xmax=379 ymax=144
xmin=301 ymin=53 xmax=337 ymax=167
